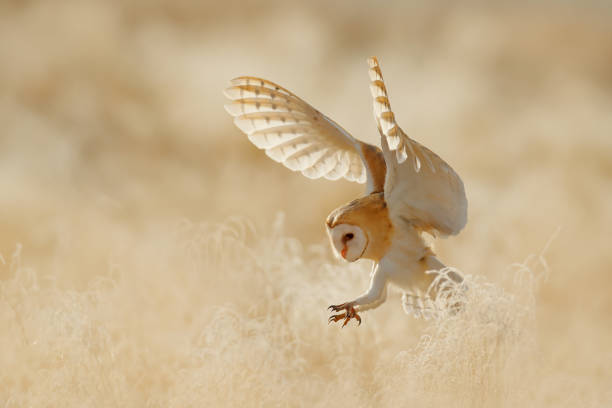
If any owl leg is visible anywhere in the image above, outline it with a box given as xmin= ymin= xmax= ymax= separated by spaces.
xmin=354 ymin=283 xmax=387 ymax=312
xmin=327 ymin=265 xmax=387 ymax=326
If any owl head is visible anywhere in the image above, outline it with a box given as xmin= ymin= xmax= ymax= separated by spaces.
xmin=325 ymin=193 xmax=393 ymax=263
xmin=326 ymin=223 xmax=368 ymax=262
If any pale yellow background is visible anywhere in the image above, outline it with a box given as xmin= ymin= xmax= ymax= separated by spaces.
xmin=1 ymin=1 xmax=611 ymax=406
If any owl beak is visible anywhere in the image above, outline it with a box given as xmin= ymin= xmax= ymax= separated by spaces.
xmin=341 ymin=246 xmax=348 ymax=259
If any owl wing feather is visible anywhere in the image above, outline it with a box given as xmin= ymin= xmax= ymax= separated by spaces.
xmin=224 ymin=77 xmax=385 ymax=192
xmin=367 ymin=57 xmax=467 ymax=236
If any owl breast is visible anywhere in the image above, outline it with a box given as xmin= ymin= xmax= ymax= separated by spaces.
xmin=326 ymin=192 xmax=394 ymax=262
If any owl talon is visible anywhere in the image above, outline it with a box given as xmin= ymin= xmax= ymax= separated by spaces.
xmin=328 ymin=313 xmax=346 ymax=324
xmin=328 ymin=302 xmax=350 ymax=312
xmin=327 ymin=303 xmax=361 ymax=327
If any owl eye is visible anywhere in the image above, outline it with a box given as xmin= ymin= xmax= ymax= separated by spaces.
xmin=345 ymin=233 xmax=354 ymax=240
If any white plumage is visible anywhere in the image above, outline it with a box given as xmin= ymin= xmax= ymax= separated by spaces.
xmin=224 ymin=58 xmax=468 ymax=326
xmin=224 ymin=77 xmax=367 ymax=184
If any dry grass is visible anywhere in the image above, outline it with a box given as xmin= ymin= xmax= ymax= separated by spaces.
xmin=1 ymin=0 xmax=612 ymax=406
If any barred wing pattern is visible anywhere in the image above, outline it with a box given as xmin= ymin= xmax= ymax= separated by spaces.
xmin=224 ymin=77 xmax=367 ymax=183
xmin=367 ymin=57 xmax=467 ymax=236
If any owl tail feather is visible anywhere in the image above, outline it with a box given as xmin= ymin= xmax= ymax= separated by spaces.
xmin=402 ymin=267 xmax=466 ymax=320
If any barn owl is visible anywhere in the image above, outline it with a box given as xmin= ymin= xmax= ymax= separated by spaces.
xmin=224 ymin=57 xmax=467 ymax=326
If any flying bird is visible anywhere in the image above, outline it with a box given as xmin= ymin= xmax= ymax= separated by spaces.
xmin=224 ymin=57 xmax=467 ymax=327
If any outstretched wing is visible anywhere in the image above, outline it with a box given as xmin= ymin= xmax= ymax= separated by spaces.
xmin=224 ymin=77 xmax=385 ymax=192
xmin=367 ymin=57 xmax=467 ymax=236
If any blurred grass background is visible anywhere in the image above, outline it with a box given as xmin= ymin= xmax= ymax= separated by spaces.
xmin=1 ymin=0 xmax=611 ymax=406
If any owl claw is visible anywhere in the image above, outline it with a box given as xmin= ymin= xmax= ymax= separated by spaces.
xmin=327 ymin=302 xmax=361 ymax=327
xmin=328 ymin=302 xmax=350 ymax=312
xmin=328 ymin=313 xmax=345 ymax=324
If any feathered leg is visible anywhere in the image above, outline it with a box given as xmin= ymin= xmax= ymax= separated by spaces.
xmin=328 ymin=263 xmax=388 ymax=327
